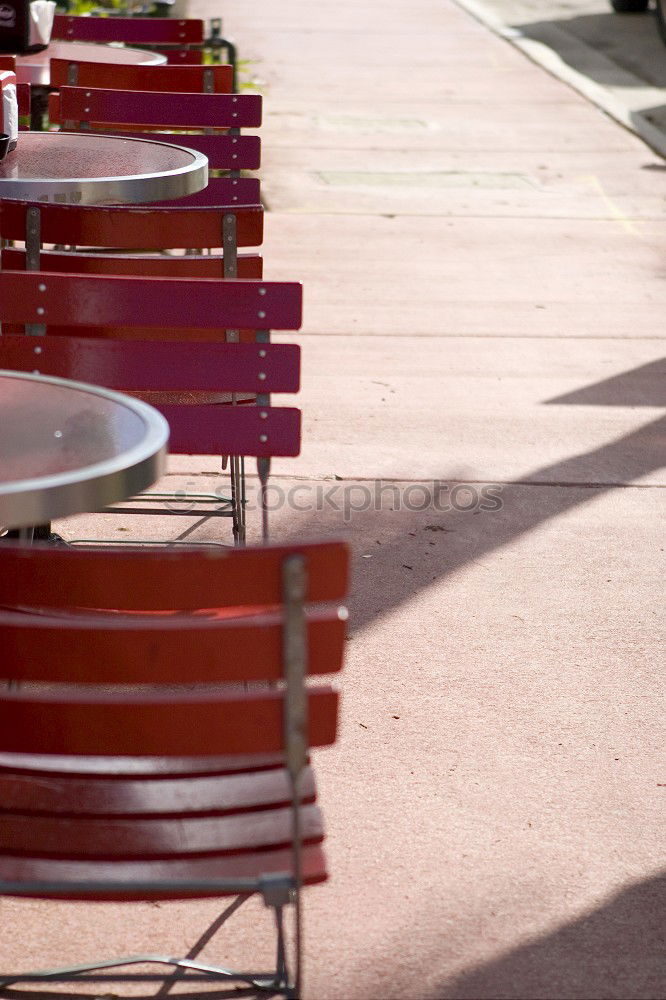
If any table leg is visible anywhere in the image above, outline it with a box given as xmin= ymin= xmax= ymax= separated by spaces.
xmin=29 ymin=87 xmax=50 ymax=132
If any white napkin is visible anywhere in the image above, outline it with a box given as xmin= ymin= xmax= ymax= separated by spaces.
xmin=28 ymin=0 xmax=55 ymax=48
xmin=2 ymin=81 xmax=17 ymax=142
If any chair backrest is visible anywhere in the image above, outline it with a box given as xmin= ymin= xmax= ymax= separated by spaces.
xmin=49 ymin=59 xmax=233 ymax=93
xmin=0 ymin=541 xmax=349 ymax=758
xmin=0 ymin=271 xmax=302 ymax=456
xmin=51 ymin=87 xmax=261 ymax=130
xmin=52 ymin=14 xmax=205 ymax=47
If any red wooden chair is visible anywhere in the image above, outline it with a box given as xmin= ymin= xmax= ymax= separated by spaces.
xmin=0 ymin=271 xmax=302 ymax=542
xmin=0 ymin=198 xmax=265 ymax=538
xmin=0 ymin=539 xmax=349 ymax=996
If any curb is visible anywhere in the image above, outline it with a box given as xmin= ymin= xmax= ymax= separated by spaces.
xmin=453 ymin=0 xmax=666 ymax=160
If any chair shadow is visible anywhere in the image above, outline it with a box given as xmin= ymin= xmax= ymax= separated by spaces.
xmin=0 ymin=895 xmax=281 ymax=1000
xmin=437 ymin=871 xmax=666 ymax=999
xmin=264 ymin=411 xmax=665 ymax=634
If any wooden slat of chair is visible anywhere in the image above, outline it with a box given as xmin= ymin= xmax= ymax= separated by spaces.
xmin=131 ymin=131 xmax=261 ymax=171
xmin=0 ymin=540 xmax=350 ymax=608
xmin=52 ymin=14 xmax=206 ymax=46
xmin=1 ymin=248 xmax=264 ymax=279
xmin=0 ymin=845 xmax=329 ymax=901
xmin=149 ymin=175 xmax=262 ymax=206
xmin=0 ymin=802 xmax=326 ymax=856
xmin=54 ymin=128 xmax=262 ymax=171
xmin=0 ymin=752 xmax=290 ymax=777
xmin=0 ymin=607 xmax=345 ymax=682
xmin=52 ymin=86 xmax=261 ymax=129
xmin=161 ymin=405 xmax=300 ymax=457
xmin=0 ymin=335 xmax=296 ymax=392
xmin=0 ymin=764 xmax=318 ymax=815
xmin=49 ymin=59 xmax=233 ymax=93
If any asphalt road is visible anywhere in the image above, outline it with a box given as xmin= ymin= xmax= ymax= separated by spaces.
xmin=455 ymin=0 xmax=666 ymax=155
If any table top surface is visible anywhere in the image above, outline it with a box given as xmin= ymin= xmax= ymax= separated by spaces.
xmin=0 ymin=370 xmax=169 ymax=530
xmin=0 ymin=130 xmax=208 ymax=204
xmin=16 ymin=40 xmax=166 ymax=86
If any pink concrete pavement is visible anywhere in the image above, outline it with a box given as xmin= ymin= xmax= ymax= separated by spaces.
xmin=11 ymin=0 xmax=664 ymax=997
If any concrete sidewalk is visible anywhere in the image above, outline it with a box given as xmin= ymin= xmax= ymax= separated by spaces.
xmin=21 ymin=0 xmax=665 ymax=996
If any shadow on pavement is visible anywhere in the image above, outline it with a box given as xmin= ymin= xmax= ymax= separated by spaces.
xmin=546 ymin=358 xmax=666 ymax=406
xmin=437 ymin=870 xmax=666 ymax=999
xmin=267 ymin=411 xmax=664 ymax=633
xmin=512 ymin=11 xmax=666 ymax=88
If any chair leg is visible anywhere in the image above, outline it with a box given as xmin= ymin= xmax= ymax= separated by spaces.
xmin=230 ymin=455 xmax=246 ymax=545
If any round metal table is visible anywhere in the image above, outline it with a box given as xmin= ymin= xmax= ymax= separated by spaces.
xmin=15 ymin=40 xmax=166 ymax=87
xmin=0 ymin=130 xmax=208 ymax=203
xmin=0 ymin=370 xmax=169 ymax=530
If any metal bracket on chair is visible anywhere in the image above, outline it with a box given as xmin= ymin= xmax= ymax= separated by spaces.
xmin=256 ymin=329 xmax=271 ymax=541
xmin=203 ymin=66 xmax=215 ymax=94
xmin=228 ymin=125 xmax=241 ymax=179
xmin=222 ymin=212 xmax=237 ymax=278
xmin=223 ymin=214 xmax=239 ymax=382
xmin=259 ymin=874 xmax=293 ymax=910
xmin=282 ymin=555 xmax=308 ymax=782
xmin=25 ymin=206 xmax=45 ymax=336
xmin=66 ymin=62 xmax=78 ymax=85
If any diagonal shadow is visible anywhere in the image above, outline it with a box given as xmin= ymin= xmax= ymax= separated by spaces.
xmin=511 ymin=12 xmax=666 ymax=89
xmin=259 ymin=412 xmax=665 ymax=633
xmin=235 ymin=355 xmax=665 ymax=628
xmin=546 ymin=358 xmax=666 ymax=407
xmin=153 ymin=893 xmax=251 ymax=997
xmin=0 ymin=897 xmax=272 ymax=1000
xmin=437 ymin=870 xmax=666 ymax=999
